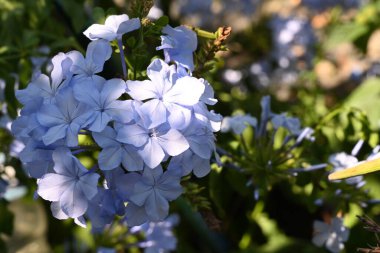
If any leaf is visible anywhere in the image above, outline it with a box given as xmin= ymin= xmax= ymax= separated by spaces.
xmin=324 ymin=23 xmax=368 ymax=50
xmin=155 ymin=15 xmax=169 ymax=27
xmin=344 ymin=78 xmax=380 ymax=130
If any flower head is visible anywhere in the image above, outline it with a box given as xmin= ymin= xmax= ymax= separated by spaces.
xmin=83 ymin=14 xmax=140 ymax=41
xmin=156 ymin=25 xmax=197 ymax=71
xmin=312 ymin=217 xmax=349 ymax=253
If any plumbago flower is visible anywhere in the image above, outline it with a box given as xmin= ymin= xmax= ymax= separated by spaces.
xmin=156 ymin=25 xmax=198 ymax=71
xmin=130 ymin=214 xmax=179 ymax=253
xmin=11 ymin=11 xmax=222 ymax=243
xmin=37 ymin=148 xmax=99 ymax=218
xmin=83 ymin=14 xmax=141 ymax=78
xmin=312 ymin=217 xmax=349 ymax=253
xmin=126 ymin=59 xmax=205 ymax=129
xmin=83 ymin=14 xmax=140 ymax=41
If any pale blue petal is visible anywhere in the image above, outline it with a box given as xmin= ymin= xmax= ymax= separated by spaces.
xmin=140 ymin=99 xmax=167 ymax=128
xmin=88 ymin=112 xmax=112 ymax=132
xmin=73 ymin=80 xmax=101 ymax=107
xmin=67 ymin=50 xmax=86 ymax=75
xmin=138 ymin=139 xmax=165 ymax=168
xmin=116 ymin=124 xmax=148 ymax=147
xmin=16 ymin=74 xmax=51 ymax=105
xmin=37 ymin=104 xmax=65 ymax=126
xmin=126 ymin=80 xmax=158 ymax=101
xmin=86 ymin=40 xmax=112 ymax=72
xmin=83 ymin=24 xmax=116 ymax=41
xmin=164 ymin=76 xmax=204 ymax=106
xmin=92 ymin=126 xmax=119 ymax=148
xmin=79 ymin=173 xmax=100 ymax=200
xmin=124 ymin=203 xmax=148 ymax=227
xmin=24 ymin=160 xmax=53 ymax=178
xmin=101 ymin=78 xmax=126 ymax=104
xmin=104 ymin=14 xmax=129 ymax=32
xmin=157 ymin=129 xmax=189 ymax=156
xmin=106 ymin=100 xmax=134 ymax=123
xmin=66 ymin=123 xmax=81 ymax=147
xmin=37 ymin=173 xmax=73 ymax=201
xmin=42 ymin=124 xmax=67 ymax=146
xmin=145 ymin=192 xmax=169 ymax=221
xmin=121 ymin=145 xmax=144 ymax=171
xmin=192 ymin=157 xmax=211 ymax=178
xmin=60 ymin=183 xmax=88 ymax=218
xmin=130 ymin=183 xmax=152 ymax=206
xmin=51 ymin=52 xmax=72 ymax=87
xmin=114 ymin=171 xmax=141 ymax=201
xmin=156 ymin=170 xmax=182 ymax=200
xmin=142 ymin=166 xmax=163 ymax=185
xmin=116 ymin=17 xmax=141 ymax=35
xmin=98 ymin=146 xmax=123 ymax=170
xmin=146 ymin=59 xmax=173 ymax=94
xmin=52 ymin=147 xmax=75 ymax=175
xmin=166 ymin=103 xmax=191 ymax=130
xmin=51 ymin=201 xmax=69 ymax=220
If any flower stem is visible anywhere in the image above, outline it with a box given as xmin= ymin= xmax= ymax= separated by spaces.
xmin=186 ymin=26 xmax=217 ymax=39
xmin=117 ymin=39 xmax=128 ymax=79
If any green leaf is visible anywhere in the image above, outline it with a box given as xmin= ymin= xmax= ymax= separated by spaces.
xmin=155 ymin=15 xmax=169 ymax=27
xmin=324 ymin=23 xmax=368 ymax=50
xmin=344 ymin=78 xmax=380 ymax=130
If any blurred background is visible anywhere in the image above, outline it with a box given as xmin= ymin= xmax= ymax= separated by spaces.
xmin=3 ymin=0 xmax=380 ymax=252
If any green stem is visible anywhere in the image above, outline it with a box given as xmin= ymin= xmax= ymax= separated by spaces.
xmin=189 ymin=27 xmax=217 ymax=39
xmin=314 ymin=107 xmax=344 ymax=131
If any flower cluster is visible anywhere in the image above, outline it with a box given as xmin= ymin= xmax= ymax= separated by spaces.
xmin=12 ymin=13 xmax=221 ymax=233
xmin=312 ymin=217 xmax=350 ymax=253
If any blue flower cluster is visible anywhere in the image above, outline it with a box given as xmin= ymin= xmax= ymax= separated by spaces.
xmin=12 ymin=14 xmax=221 ymax=231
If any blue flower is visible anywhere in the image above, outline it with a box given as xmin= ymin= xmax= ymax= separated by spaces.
xmin=221 ymin=114 xmax=257 ymax=135
xmin=37 ymin=148 xmax=99 ymax=218
xmin=67 ymin=40 xmax=112 ymax=82
xmin=92 ymin=126 xmax=144 ymax=171
xmin=182 ymin=120 xmax=215 ymax=159
xmin=16 ymin=53 xmax=72 ymax=106
xmin=168 ymin=149 xmax=211 ymax=177
xmin=18 ymin=139 xmax=63 ymax=178
xmin=86 ymin=188 xmax=125 ymax=233
xmin=37 ymin=89 xmax=92 ymax=147
xmin=271 ymin=113 xmax=302 ymax=135
xmin=97 ymin=247 xmax=116 ymax=253
xmin=126 ymin=59 xmax=205 ymax=129
xmin=157 ymin=25 xmax=197 ymax=71
xmin=133 ymin=214 xmax=179 ymax=253
xmin=124 ymin=202 xmax=150 ymax=227
xmin=128 ymin=166 xmax=183 ymax=221
xmin=73 ymin=77 xmax=133 ymax=132
xmin=116 ymin=118 xmax=189 ymax=168
xmin=312 ymin=217 xmax=349 ymax=253
xmin=83 ymin=14 xmax=140 ymax=41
